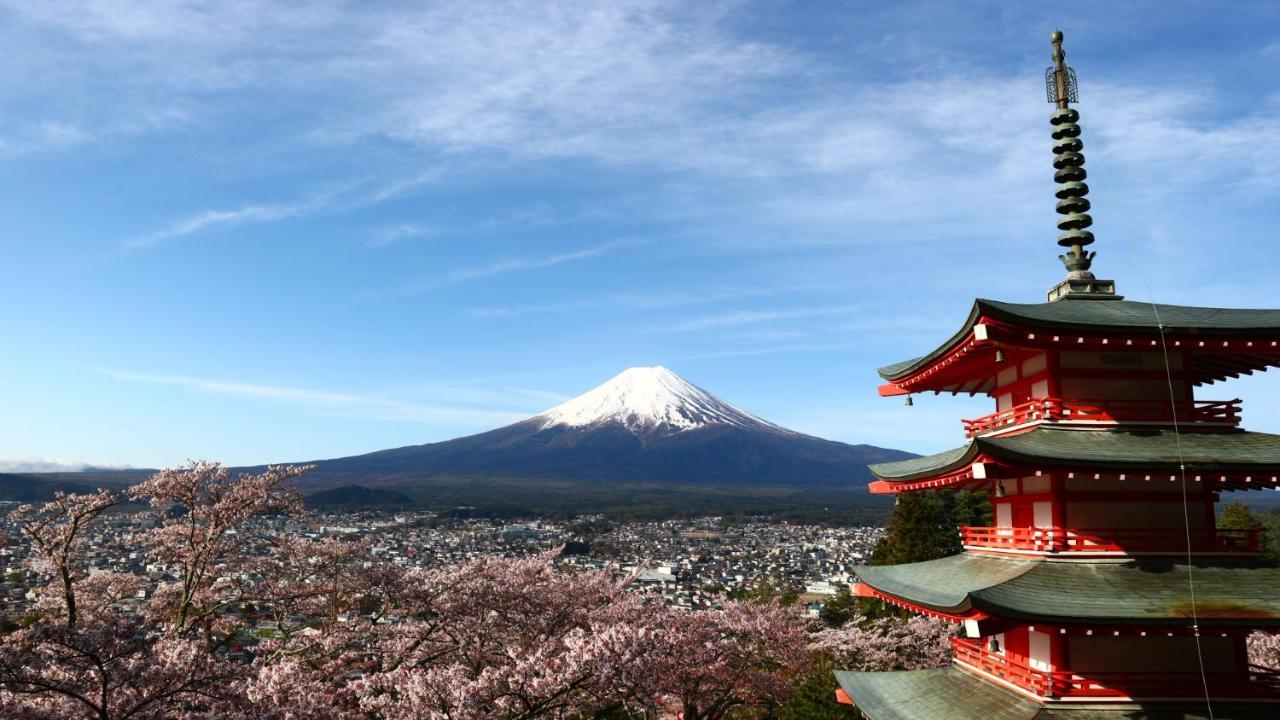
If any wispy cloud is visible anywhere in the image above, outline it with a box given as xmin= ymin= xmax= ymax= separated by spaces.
xmin=369 ymin=222 xmax=433 ymax=248
xmin=667 ymin=305 xmax=864 ymax=332
xmin=0 ymin=120 xmax=95 ymax=158
xmin=467 ymin=301 xmax=595 ymax=319
xmin=443 ymin=238 xmax=634 ymax=284
xmin=466 ymin=284 xmax=833 ymax=319
xmin=95 ymin=367 xmax=531 ymax=427
xmin=126 ymin=198 xmax=325 ymax=249
xmin=677 ymin=342 xmax=854 ymax=362
xmin=125 ymin=173 xmax=438 ymax=249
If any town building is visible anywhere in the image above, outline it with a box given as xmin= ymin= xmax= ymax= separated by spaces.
xmin=835 ymin=30 xmax=1280 ymax=720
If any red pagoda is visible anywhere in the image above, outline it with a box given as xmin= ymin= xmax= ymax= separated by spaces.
xmin=834 ymin=31 xmax=1280 ymax=720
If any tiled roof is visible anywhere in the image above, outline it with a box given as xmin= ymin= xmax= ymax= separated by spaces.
xmin=868 ymin=427 xmax=1280 ymax=481
xmin=835 ymin=666 xmax=1275 ymax=720
xmin=878 ymin=298 xmax=1280 ymax=381
xmin=856 ymin=553 xmax=1280 ymax=625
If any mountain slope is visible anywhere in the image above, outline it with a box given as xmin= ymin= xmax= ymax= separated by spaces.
xmin=296 ymin=366 xmax=912 ymax=490
xmin=14 ymin=367 xmax=912 ymax=517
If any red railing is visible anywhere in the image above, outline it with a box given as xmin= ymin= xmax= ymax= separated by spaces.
xmin=952 ymin=638 xmax=1280 ymax=699
xmin=963 ymin=398 xmax=1241 ymax=438
xmin=951 ymin=638 xmax=1049 ymax=695
xmin=1045 ymin=666 xmax=1280 ymax=698
xmin=959 ymin=526 xmax=1263 ymax=555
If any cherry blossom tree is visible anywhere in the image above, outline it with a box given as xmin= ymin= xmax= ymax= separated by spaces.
xmin=1250 ymin=630 xmax=1280 ymax=671
xmin=647 ymin=600 xmax=813 ymax=720
xmin=127 ymin=461 xmax=310 ymax=638
xmin=812 ymin=613 xmax=954 ymax=672
xmin=0 ymin=463 xmax=312 ymax=719
xmin=249 ymin=550 xmax=664 ymax=720
xmin=10 ymin=489 xmax=117 ymax=629
xmin=0 ymin=460 xmax=874 ymax=720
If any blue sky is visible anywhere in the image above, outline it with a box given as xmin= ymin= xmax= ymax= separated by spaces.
xmin=3 ymin=0 xmax=1280 ymax=469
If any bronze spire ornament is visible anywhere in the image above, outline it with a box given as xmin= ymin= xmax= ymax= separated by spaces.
xmin=1045 ymin=29 xmax=1120 ymax=301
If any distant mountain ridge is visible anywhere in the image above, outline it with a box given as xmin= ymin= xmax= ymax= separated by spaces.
xmin=294 ymin=366 xmax=910 ymax=490
xmin=5 ymin=367 xmax=913 ymax=517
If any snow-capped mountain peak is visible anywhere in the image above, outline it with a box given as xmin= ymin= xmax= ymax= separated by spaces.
xmin=535 ymin=366 xmax=786 ymax=433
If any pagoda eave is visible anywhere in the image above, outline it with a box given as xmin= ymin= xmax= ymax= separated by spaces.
xmin=877 ymin=299 xmax=1280 ymax=394
xmin=834 ymin=666 xmax=1279 ymax=720
xmin=854 ymin=554 xmax=1280 ymax=627
xmin=868 ymin=427 xmax=1280 ymax=492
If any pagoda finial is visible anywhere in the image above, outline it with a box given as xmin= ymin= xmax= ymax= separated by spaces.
xmin=1044 ymin=29 xmax=1120 ymax=302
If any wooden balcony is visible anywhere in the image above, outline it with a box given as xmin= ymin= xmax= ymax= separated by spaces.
xmin=952 ymin=638 xmax=1280 ymax=700
xmin=962 ymin=398 xmax=1241 ymax=438
xmin=959 ymin=526 xmax=1263 ymax=556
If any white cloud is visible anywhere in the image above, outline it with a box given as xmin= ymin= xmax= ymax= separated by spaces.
xmin=0 ymin=120 xmax=95 ymax=158
xmin=667 ymin=305 xmax=864 ymax=332
xmin=95 ymin=367 xmax=532 ymax=427
xmin=125 ymin=173 xmax=437 ymax=249
xmin=465 ymin=285 xmax=816 ymax=319
xmin=443 ymin=238 xmax=634 ymax=283
xmin=467 ymin=301 xmax=595 ymax=319
xmin=677 ymin=342 xmax=855 ymax=362
xmin=126 ymin=201 xmax=316 ymax=249
xmin=4 ymin=1 xmax=1275 ymax=237
xmin=369 ymin=223 xmax=433 ymax=248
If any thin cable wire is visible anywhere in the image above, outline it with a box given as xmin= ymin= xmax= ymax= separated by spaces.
xmin=1079 ymin=121 xmax=1214 ymax=719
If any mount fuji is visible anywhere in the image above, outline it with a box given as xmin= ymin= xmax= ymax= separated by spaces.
xmin=286 ymin=366 xmax=912 ymax=514
xmin=6 ymin=367 xmax=911 ymax=516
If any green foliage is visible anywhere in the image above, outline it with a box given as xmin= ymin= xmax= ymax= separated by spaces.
xmin=952 ymin=489 xmax=992 ymax=527
xmin=779 ymin=660 xmax=863 ymax=720
xmin=868 ymin=489 xmax=992 ymax=566
xmin=1260 ymin=508 xmax=1280 ymax=565
xmin=870 ymin=490 xmax=969 ymax=566
xmin=1218 ymin=500 xmax=1280 ymax=565
xmin=819 ymin=591 xmax=906 ymax=628
xmin=1219 ymin=500 xmax=1259 ymax=530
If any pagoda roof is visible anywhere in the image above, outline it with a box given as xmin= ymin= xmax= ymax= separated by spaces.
xmin=869 ymin=427 xmax=1280 ymax=483
xmin=855 ymin=553 xmax=1280 ymax=626
xmin=834 ymin=666 xmax=1274 ymax=720
xmin=878 ymin=298 xmax=1280 ymax=384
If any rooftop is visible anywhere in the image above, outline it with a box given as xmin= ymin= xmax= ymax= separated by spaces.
xmin=878 ymin=298 xmax=1280 ymax=387
xmin=834 ymin=666 xmax=1275 ymax=720
xmin=868 ymin=426 xmax=1280 ymax=483
xmin=855 ymin=553 xmax=1280 ymax=626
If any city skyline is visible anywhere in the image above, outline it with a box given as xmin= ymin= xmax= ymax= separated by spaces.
xmin=4 ymin=1 xmax=1280 ymax=469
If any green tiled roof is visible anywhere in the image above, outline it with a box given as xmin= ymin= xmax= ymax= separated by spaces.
xmin=854 ymin=554 xmax=1035 ymax=612
xmin=989 ymin=428 xmax=1280 ymax=467
xmin=868 ymin=427 xmax=1280 ymax=481
xmin=835 ymin=666 xmax=1275 ymax=720
xmin=878 ymin=298 xmax=1280 ymax=381
xmin=856 ymin=554 xmax=1280 ymax=626
xmin=835 ymin=667 xmax=1040 ymax=720
xmin=869 ymin=444 xmax=974 ymax=480
xmin=980 ymin=299 xmax=1280 ymax=332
